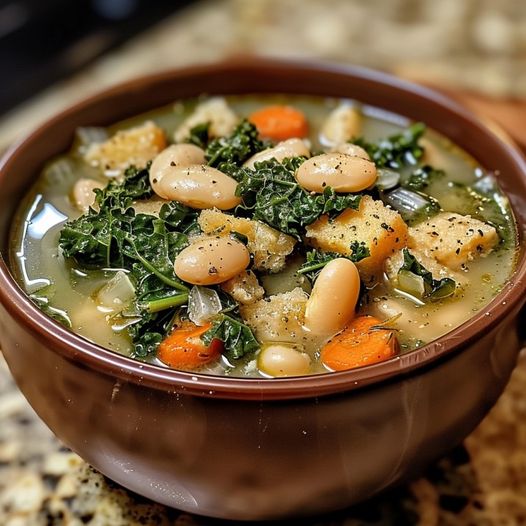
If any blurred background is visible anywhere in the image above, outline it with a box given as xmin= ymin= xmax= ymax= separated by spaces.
xmin=0 ymin=0 xmax=525 ymax=149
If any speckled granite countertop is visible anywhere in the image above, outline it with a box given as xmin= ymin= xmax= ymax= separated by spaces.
xmin=2 ymin=1 xmax=526 ymax=524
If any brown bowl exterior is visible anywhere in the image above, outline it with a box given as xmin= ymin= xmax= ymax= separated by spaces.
xmin=0 ymin=59 xmax=526 ymax=520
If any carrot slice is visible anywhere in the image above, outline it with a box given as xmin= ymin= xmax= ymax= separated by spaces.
xmin=158 ymin=323 xmax=222 ymax=370
xmin=248 ymin=105 xmax=308 ymax=141
xmin=321 ymin=316 xmax=398 ymax=371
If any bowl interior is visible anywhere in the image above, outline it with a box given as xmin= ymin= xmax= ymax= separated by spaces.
xmin=1 ymin=58 xmax=526 ymax=399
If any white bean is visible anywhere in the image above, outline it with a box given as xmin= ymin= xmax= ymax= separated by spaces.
xmin=331 ymin=143 xmax=370 ymax=160
xmin=71 ymin=178 xmax=104 ymax=212
xmin=258 ymin=344 xmax=311 ymax=377
xmin=296 ymin=153 xmax=377 ymax=193
xmin=154 ymin=164 xmax=241 ymax=209
xmin=320 ymin=105 xmax=362 ymax=147
xmin=149 ymin=144 xmax=206 ymax=198
xmin=243 ymin=138 xmax=310 ymax=168
xmin=174 ymin=237 xmax=250 ymax=285
xmin=304 ymin=258 xmax=360 ymax=335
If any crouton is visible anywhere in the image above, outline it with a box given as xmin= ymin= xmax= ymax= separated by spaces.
xmin=174 ymin=97 xmax=238 ymax=142
xmin=220 ymin=270 xmax=265 ymax=305
xmin=198 ymin=209 xmax=296 ymax=273
xmin=408 ymin=212 xmax=499 ymax=270
xmin=320 ymin=104 xmax=362 ymax=146
xmin=305 ymin=195 xmax=408 ymax=283
xmin=240 ymin=288 xmax=308 ymax=343
xmin=84 ymin=121 xmax=166 ymax=172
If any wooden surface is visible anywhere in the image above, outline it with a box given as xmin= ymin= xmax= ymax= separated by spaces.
xmin=432 ymin=87 xmax=526 ymax=155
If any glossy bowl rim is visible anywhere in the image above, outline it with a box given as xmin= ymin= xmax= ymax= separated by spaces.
xmin=1 ymin=57 xmax=525 ymax=400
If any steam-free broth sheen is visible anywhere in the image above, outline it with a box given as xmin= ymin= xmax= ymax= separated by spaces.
xmin=11 ymin=95 xmax=518 ymax=377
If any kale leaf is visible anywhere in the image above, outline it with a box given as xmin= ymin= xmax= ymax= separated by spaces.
xmin=59 ymin=166 xmax=197 ymax=358
xmin=127 ymin=308 xmax=178 ymax=358
xmin=353 ymin=122 xmax=425 ymax=169
xmin=185 ymin=122 xmax=210 ymax=149
xmin=298 ymin=247 xmax=370 ymax=283
xmin=235 ymin=157 xmax=362 ymax=239
xmin=399 ymin=249 xmax=456 ymax=300
xmin=201 ymin=313 xmax=259 ymax=361
xmin=349 ymin=241 xmax=371 ymax=261
xmin=97 ymin=164 xmax=153 ymax=208
xmin=404 ymin=165 xmax=445 ymax=191
xmin=205 ymin=120 xmax=270 ymax=177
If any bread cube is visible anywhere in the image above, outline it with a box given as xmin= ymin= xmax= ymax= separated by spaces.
xmin=198 ymin=209 xmax=296 ymax=273
xmin=174 ymin=97 xmax=238 ymax=142
xmin=240 ymin=288 xmax=308 ymax=343
xmin=305 ymin=195 xmax=408 ymax=283
xmin=220 ymin=270 xmax=265 ymax=305
xmin=408 ymin=212 xmax=499 ymax=270
xmin=84 ymin=121 xmax=166 ymax=172
xmin=320 ymin=104 xmax=362 ymax=146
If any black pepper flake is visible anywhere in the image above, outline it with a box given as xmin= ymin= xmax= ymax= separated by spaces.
xmin=208 ymin=266 xmax=218 ymax=275
xmin=170 ymin=161 xmax=176 ymax=166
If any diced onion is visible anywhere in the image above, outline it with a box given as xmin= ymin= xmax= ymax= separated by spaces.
xmin=397 ymin=270 xmax=425 ymax=299
xmin=383 ymin=187 xmax=436 ymax=220
xmin=75 ymin=127 xmax=108 ymax=147
xmin=376 ymin=168 xmax=400 ymax=190
xmin=96 ymin=271 xmax=136 ymax=312
xmin=473 ymin=174 xmax=497 ymax=194
xmin=188 ymin=286 xmax=222 ymax=326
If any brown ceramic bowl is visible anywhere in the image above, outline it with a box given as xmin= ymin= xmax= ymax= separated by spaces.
xmin=1 ymin=59 xmax=525 ymax=521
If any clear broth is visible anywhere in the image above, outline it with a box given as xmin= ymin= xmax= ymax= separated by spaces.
xmin=10 ymin=95 xmax=518 ymax=376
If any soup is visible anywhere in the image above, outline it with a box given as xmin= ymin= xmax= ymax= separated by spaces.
xmin=11 ymin=95 xmax=518 ymax=377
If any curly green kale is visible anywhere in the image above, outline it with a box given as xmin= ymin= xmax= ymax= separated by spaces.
xmin=235 ymin=157 xmax=362 ymax=239
xmin=205 ymin=120 xmax=270 ymax=178
xmin=297 ymin=246 xmax=370 ymax=283
xmin=399 ymin=249 xmax=456 ymax=300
